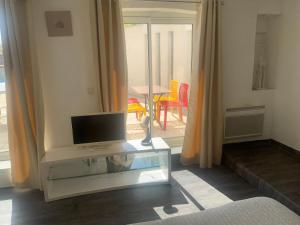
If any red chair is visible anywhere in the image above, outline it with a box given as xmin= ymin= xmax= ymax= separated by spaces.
xmin=156 ymin=83 xmax=189 ymax=130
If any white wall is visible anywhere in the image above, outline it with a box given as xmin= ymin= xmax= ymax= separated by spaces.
xmin=30 ymin=0 xmax=99 ymax=150
xmin=272 ymin=0 xmax=300 ymax=151
xmin=222 ymin=0 xmax=281 ymax=141
xmin=29 ymin=0 xmax=285 ymax=149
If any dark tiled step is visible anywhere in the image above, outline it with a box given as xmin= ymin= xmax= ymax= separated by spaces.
xmin=223 ymin=140 xmax=300 ymax=215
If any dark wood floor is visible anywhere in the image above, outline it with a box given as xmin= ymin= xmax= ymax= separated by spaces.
xmin=0 ymin=154 xmax=262 ymax=225
xmin=223 ymin=140 xmax=300 ymax=215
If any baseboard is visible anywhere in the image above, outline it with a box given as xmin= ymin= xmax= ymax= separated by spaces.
xmin=270 ymin=140 xmax=300 ymax=160
xmin=223 ymin=139 xmax=300 ymax=159
xmin=223 ymin=139 xmax=273 ymax=150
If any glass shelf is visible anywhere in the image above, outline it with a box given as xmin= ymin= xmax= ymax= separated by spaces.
xmin=41 ymin=138 xmax=171 ymax=202
xmin=48 ymin=151 xmax=168 ymax=180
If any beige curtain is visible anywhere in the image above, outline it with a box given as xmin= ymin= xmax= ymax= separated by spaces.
xmin=181 ymin=0 xmax=223 ymax=168
xmin=95 ymin=0 xmax=127 ymax=112
xmin=0 ymin=0 xmax=44 ymax=188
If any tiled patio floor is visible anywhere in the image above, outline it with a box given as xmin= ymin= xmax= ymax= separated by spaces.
xmin=126 ymin=109 xmax=187 ymax=140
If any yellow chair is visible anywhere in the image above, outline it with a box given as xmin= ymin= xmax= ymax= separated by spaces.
xmin=154 ymin=80 xmax=179 ymax=103
xmin=154 ymin=80 xmax=179 ymax=120
xmin=128 ymin=98 xmax=147 ymax=121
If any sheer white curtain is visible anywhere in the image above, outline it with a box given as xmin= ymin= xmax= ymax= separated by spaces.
xmin=181 ymin=0 xmax=223 ymax=168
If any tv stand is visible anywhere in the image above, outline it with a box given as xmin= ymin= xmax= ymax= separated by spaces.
xmin=41 ymin=137 xmax=171 ymax=202
xmin=76 ymin=143 xmax=119 ymax=151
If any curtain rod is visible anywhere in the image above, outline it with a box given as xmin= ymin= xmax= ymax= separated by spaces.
xmin=123 ymin=0 xmax=225 ymax=5
xmin=140 ymin=0 xmax=202 ymax=3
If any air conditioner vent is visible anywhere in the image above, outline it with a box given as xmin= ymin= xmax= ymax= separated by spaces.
xmin=225 ymin=106 xmax=265 ymax=140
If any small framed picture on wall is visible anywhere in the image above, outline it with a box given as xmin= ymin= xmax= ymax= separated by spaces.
xmin=45 ymin=10 xmax=73 ymax=37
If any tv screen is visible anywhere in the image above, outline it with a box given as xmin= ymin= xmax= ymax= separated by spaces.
xmin=71 ymin=112 xmax=125 ymax=145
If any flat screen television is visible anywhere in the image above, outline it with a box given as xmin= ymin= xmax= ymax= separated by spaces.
xmin=71 ymin=112 xmax=126 ymax=145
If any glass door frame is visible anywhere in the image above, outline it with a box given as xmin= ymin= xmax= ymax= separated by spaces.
xmin=124 ymin=16 xmax=196 ymax=140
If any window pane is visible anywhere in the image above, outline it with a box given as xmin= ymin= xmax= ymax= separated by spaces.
xmin=125 ymin=24 xmax=150 ymax=140
xmin=0 ymin=34 xmax=8 ymax=157
xmin=124 ymin=22 xmax=193 ymax=142
xmin=151 ymin=24 xmax=192 ymax=139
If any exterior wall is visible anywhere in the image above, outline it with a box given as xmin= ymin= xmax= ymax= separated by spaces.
xmin=125 ymin=24 xmax=192 ymax=96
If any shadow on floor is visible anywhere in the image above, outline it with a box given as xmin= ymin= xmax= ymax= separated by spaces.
xmin=0 ymin=154 xmax=263 ymax=225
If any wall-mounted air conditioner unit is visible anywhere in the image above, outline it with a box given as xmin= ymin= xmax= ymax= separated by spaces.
xmin=224 ymin=105 xmax=265 ymax=140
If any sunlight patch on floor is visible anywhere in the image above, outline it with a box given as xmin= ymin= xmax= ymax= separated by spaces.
xmin=172 ymin=170 xmax=233 ymax=209
xmin=0 ymin=199 xmax=12 ymax=225
xmin=171 ymin=146 xmax=182 ymax=155
xmin=153 ymin=191 xmax=200 ymax=219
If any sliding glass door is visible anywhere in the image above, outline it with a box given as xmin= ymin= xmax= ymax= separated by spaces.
xmin=123 ymin=1 xmax=197 ymax=145
xmin=125 ymin=22 xmax=150 ymax=140
xmin=0 ymin=32 xmax=10 ymax=188
xmin=0 ymin=34 xmax=8 ymax=160
xmin=151 ymin=23 xmax=192 ymax=139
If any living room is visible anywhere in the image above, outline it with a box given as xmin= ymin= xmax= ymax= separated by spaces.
xmin=0 ymin=0 xmax=300 ymax=225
